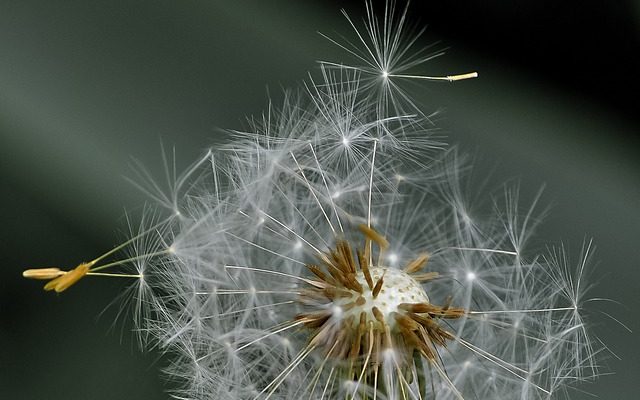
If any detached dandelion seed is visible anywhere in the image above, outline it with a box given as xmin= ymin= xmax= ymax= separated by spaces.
xmin=23 ymin=1 xmax=606 ymax=399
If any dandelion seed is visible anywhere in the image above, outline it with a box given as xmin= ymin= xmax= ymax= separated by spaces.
xmin=23 ymin=215 xmax=169 ymax=293
xmin=22 ymin=267 xmax=64 ymax=280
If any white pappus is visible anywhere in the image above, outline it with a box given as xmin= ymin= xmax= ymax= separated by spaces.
xmin=24 ymin=2 xmax=602 ymax=400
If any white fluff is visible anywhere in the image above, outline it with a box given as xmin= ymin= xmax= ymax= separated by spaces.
xmin=122 ymin=2 xmax=601 ymax=399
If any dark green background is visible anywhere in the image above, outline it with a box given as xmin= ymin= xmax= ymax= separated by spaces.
xmin=2 ymin=1 xmax=638 ymax=399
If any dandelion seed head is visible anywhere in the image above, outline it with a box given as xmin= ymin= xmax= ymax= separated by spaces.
xmin=23 ymin=1 xmax=608 ymax=399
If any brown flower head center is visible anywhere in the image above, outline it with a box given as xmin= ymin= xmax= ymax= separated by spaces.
xmin=296 ymin=226 xmax=466 ymax=369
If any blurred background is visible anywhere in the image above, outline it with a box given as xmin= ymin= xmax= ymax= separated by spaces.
xmin=1 ymin=1 xmax=638 ymax=398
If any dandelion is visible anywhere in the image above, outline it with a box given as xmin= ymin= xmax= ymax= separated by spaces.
xmin=23 ymin=1 xmax=602 ymax=399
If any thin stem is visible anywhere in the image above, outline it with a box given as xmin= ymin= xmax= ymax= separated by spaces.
xmin=89 ymin=250 xmax=169 ymax=272
xmin=86 ymin=272 xmax=143 ymax=279
xmin=469 ymin=306 xmax=576 ymax=315
xmin=388 ymin=72 xmax=478 ymax=82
